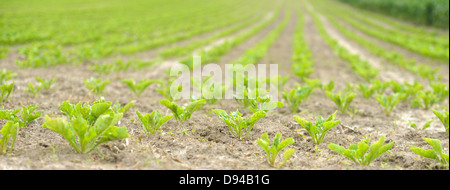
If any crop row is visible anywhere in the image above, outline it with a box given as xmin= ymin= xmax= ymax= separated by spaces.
xmin=90 ymin=7 xmax=282 ymax=74
xmin=8 ymin=0 xmax=277 ymax=68
xmin=318 ymin=0 xmax=449 ymax=61
xmin=1 ymin=78 xmax=449 ymax=168
xmin=306 ymin=4 xmax=379 ymax=82
xmin=331 ymin=0 xmax=449 ymax=47
xmin=337 ymin=0 xmax=449 ymax=29
xmin=311 ymin=1 xmax=443 ymax=82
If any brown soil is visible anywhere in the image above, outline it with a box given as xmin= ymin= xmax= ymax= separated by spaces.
xmin=0 ymin=4 xmax=448 ymax=170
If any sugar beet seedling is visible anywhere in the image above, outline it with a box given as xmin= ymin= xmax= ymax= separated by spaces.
xmin=409 ymin=138 xmax=448 ymax=169
xmin=294 ymin=111 xmax=341 ymax=145
xmin=213 ymin=109 xmax=266 ymax=140
xmin=328 ymin=135 xmax=394 ymax=166
xmin=257 ymin=132 xmax=295 ymax=168
xmin=42 ymin=98 xmax=131 ymax=153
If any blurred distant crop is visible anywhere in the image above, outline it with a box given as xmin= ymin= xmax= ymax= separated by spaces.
xmin=339 ymin=0 xmax=449 ymax=28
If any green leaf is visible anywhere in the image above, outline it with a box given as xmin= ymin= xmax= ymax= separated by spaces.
xmin=409 ymin=146 xmax=439 ymax=161
xmin=328 ymin=143 xmax=357 ymax=164
xmin=42 ymin=116 xmax=79 ymax=153
xmin=92 ymin=102 xmax=111 ymax=118
xmin=0 ymin=121 xmax=19 ymax=154
xmin=95 ymin=126 xmax=129 ymax=150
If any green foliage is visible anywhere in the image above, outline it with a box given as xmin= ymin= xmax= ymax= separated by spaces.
xmin=375 ymin=93 xmax=405 ymax=116
xmin=390 ymin=80 xmax=423 ymax=101
xmin=231 ymin=10 xmax=290 ymax=67
xmin=257 ymin=132 xmax=295 ymax=168
xmin=36 ymin=77 xmax=57 ymax=90
xmin=136 ymin=110 xmax=173 ymax=135
xmin=26 ymin=77 xmax=57 ymax=97
xmin=0 ymin=105 xmax=42 ymax=128
xmin=308 ymin=5 xmax=380 ymax=82
xmin=409 ymin=138 xmax=449 ymax=168
xmin=294 ymin=111 xmax=341 ymax=145
xmin=6 ymin=0 xmax=275 ymax=68
xmin=430 ymin=83 xmax=449 ymax=102
xmin=409 ymin=120 xmax=433 ymax=131
xmin=282 ymin=84 xmax=317 ymax=113
xmin=43 ymin=98 xmax=130 ymax=153
xmin=0 ymin=69 xmax=17 ymax=85
xmin=90 ymin=59 xmax=158 ymax=74
xmin=191 ymin=77 xmax=224 ymax=105
xmin=0 ymin=82 xmax=14 ymax=105
xmin=313 ymin=0 xmax=444 ymax=81
xmin=0 ymin=121 xmax=19 ymax=155
xmin=233 ymin=88 xmax=280 ymax=112
xmin=160 ymin=99 xmax=206 ymax=124
xmin=0 ymin=46 xmax=9 ymax=59
xmin=213 ymin=109 xmax=266 ymax=140
xmin=121 ymin=78 xmax=156 ymax=97
xmin=250 ymin=95 xmax=284 ymax=113
xmin=292 ymin=9 xmax=314 ymax=81
xmin=433 ymin=109 xmax=449 ymax=134
xmin=20 ymin=105 xmax=43 ymax=127
xmin=322 ymin=81 xmax=335 ymax=92
xmin=84 ymin=77 xmax=110 ymax=96
xmin=179 ymin=8 xmax=280 ymax=69
xmin=412 ymin=90 xmax=439 ymax=110
xmin=155 ymin=76 xmax=180 ymax=101
xmin=111 ymin=101 xmax=135 ymax=116
xmin=325 ymin=91 xmax=357 ymax=114
xmin=338 ymin=0 xmax=449 ymax=29
xmin=357 ymin=80 xmax=389 ymax=99
xmin=328 ymin=135 xmax=394 ymax=166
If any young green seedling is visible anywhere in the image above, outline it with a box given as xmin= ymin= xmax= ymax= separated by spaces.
xmin=0 ymin=82 xmax=14 ymax=105
xmin=326 ymin=91 xmax=357 ymax=114
xmin=26 ymin=83 xmax=40 ymax=97
xmin=412 ymin=90 xmax=439 ymax=110
xmin=282 ymin=84 xmax=316 ymax=113
xmin=36 ymin=77 xmax=57 ymax=90
xmin=26 ymin=77 xmax=57 ymax=97
xmin=0 ymin=69 xmax=17 ymax=85
xmin=1 ymin=105 xmax=42 ymax=128
xmin=0 ymin=108 xmax=20 ymax=121
xmin=433 ymin=109 xmax=449 ymax=134
xmin=409 ymin=138 xmax=449 ymax=168
xmin=257 ymin=132 xmax=295 ymax=168
xmin=409 ymin=120 xmax=433 ymax=131
xmin=357 ymin=80 xmax=389 ymax=99
xmin=43 ymin=98 xmax=130 ymax=153
xmin=160 ymin=99 xmax=206 ymax=124
xmin=213 ymin=109 xmax=266 ymax=140
xmin=390 ymin=81 xmax=422 ymax=101
xmin=322 ymin=81 xmax=335 ymax=92
xmin=250 ymin=95 xmax=283 ymax=113
xmin=111 ymin=101 xmax=135 ymax=115
xmin=375 ymin=93 xmax=405 ymax=116
xmin=233 ymin=88 xmax=254 ymax=111
xmin=155 ymin=78 xmax=180 ymax=101
xmin=191 ymin=77 xmax=224 ymax=105
xmin=136 ymin=110 xmax=173 ymax=135
xmin=328 ymin=135 xmax=394 ymax=166
xmin=20 ymin=105 xmax=43 ymax=127
xmin=294 ymin=111 xmax=341 ymax=145
xmin=84 ymin=77 xmax=110 ymax=96
xmin=430 ymin=82 xmax=449 ymax=102
xmin=0 ymin=121 xmax=19 ymax=155
xmin=121 ymin=78 xmax=156 ymax=97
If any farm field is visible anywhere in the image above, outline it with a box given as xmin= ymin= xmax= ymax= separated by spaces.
xmin=0 ymin=0 xmax=449 ymax=170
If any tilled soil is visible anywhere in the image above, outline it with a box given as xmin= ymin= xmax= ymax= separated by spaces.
xmin=0 ymin=5 xmax=448 ymax=170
